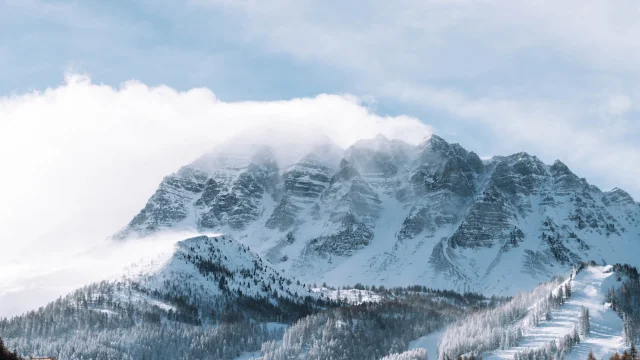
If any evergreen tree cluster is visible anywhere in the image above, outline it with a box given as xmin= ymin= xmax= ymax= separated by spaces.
xmin=607 ymin=264 xmax=640 ymax=345
xmin=579 ymin=306 xmax=591 ymax=337
xmin=512 ymin=325 xmax=581 ymax=360
xmin=0 ymin=282 xmax=290 ymax=359
xmin=439 ymin=276 xmax=571 ymax=360
xmin=259 ymin=291 xmax=488 ymax=360
xmin=0 ymin=268 xmax=496 ymax=359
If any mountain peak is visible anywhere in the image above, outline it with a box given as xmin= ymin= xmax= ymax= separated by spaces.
xmin=419 ymin=134 xmax=448 ymax=147
xmin=551 ymin=159 xmax=568 ymax=169
xmin=603 ymin=187 xmax=636 ymax=206
xmin=374 ymin=133 xmax=389 ymax=141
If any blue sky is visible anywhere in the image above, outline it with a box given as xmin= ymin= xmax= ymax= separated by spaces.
xmin=2 ymin=0 xmax=640 ymax=199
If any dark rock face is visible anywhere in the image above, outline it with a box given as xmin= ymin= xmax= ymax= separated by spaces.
xmin=602 ymin=188 xmax=640 ymax=227
xmin=321 ymin=159 xmax=382 ymax=223
xmin=266 ymin=155 xmax=333 ymax=231
xmin=213 ymin=160 xmax=279 ymax=230
xmin=603 ymin=187 xmax=636 ymax=206
xmin=491 ymin=153 xmax=546 ymax=196
xmin=397 ymin=136 xmax=485 ymax=242
xmin=412 ymin=136 xmax=483 ymax=197
xmin=115 ymin=167 xmax=208 ymax=239
xmin=309 ymin=213 xmax=374 ymax=256
xmin=449 ymin=185 xmax=513 ymax=249
xmin=396 ymin=191 xmax=462 ymax=242
xmin=550 ymin=160 xmax=582 ymax=196
xmin=397 ymin=207 xmax=433 ymax=241
xmin=195 ymin=179 xmax=222 ymax=228
xmin=283 ymin=155 xmax=332 ymax=198
xmin=265 ymin=195 xmax=301 ymax=231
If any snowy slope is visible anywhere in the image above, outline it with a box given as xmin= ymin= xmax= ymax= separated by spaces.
xmin=484 ymin=266 xmax=624 ymax=360
xmin=114 ymin=132 xmax=640 ymax=294
xmin=72 ymin=234 xmax=330 ymax=327
xmin=128 ymin=235 xmax=317 ymax=305
xmin=409 ymin=330 xmax=445 ymax=360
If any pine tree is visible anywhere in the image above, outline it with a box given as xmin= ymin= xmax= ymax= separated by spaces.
xmin=630 ymin=344 xmax=638 ymax=360
xmin=565 ymin=282 xmax=572 ymax=298
xmin=0 ymin=337 xmax=23 ymax=360
xmin=580 ymin=306 xmax=591 ymax=336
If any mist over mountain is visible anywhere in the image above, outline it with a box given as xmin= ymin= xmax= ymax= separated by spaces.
xmin=114 ymin=131 xmax=640 ymax=295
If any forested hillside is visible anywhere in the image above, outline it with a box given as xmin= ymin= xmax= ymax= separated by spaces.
xmin=0 ymin=235 xmax=338 ymax=359
xmin=2 ymin=233 xmax=638 ymax=360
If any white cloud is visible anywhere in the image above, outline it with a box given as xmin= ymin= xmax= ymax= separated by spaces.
xmin=0 ymin=74 xmax=430 ymax=316
xmin=0 ymin=74 xmax=431 ymax=263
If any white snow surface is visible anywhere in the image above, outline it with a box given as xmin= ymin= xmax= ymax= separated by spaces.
xmin=409 ymin=330 xmax=445 ymax=360
xmin=484 ymin=266 xmax=625 ymax=360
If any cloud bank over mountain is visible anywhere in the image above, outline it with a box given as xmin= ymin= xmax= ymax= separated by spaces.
xmin=0 ymin=74 xmax=430 ymax=261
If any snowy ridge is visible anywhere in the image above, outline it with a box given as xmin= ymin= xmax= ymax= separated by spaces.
xmin=434 ymin=265 xmax=626 ymax=360
xmin=74 ymin=234 xmax=332 ymax=327
xmin=115 ymin=132 xmax=640 ymax=294
xmin=126 ymin=234 xmax=331 ymax=314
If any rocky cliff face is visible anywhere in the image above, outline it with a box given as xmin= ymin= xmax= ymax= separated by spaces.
xmin=114 ymin=133 xmax=640 ymax=294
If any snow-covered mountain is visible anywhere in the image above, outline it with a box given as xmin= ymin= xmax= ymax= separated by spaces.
xmin=114 ymin=132 xmax=640 ymax=294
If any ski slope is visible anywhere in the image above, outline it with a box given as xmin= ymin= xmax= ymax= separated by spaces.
xmin=409 ymin=330 xmax=445 ymax=360
xmin=485 ymin=266 xmax=625 ymax=360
